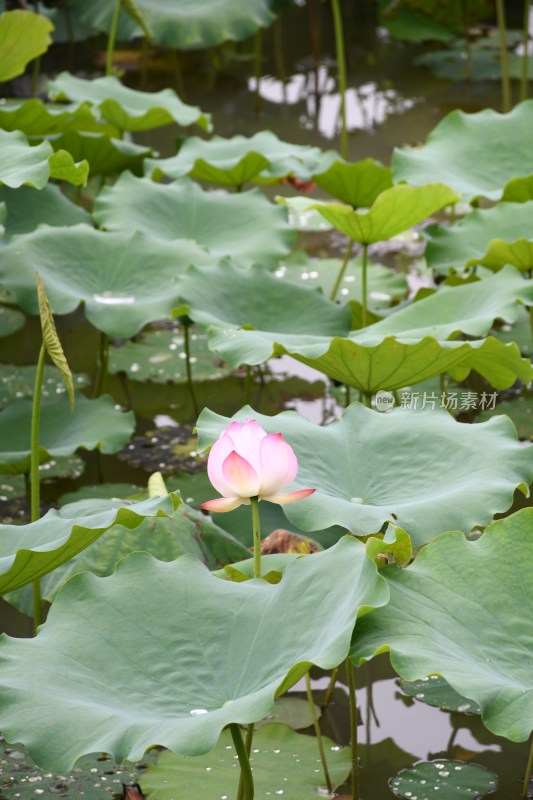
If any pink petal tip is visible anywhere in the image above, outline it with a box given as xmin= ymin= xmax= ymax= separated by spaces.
xmin=263 ymin=488 xmax=316 ymax=505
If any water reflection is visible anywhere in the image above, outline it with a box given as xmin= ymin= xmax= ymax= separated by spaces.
xmin=249 ymin=67 xmax=417 ymax=139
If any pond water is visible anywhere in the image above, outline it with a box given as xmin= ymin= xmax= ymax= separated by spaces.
xmin=0 ymin=2 xmax=532 ymax=798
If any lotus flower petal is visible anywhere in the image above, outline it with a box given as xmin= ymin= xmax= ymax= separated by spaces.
xmin=258 ymin=433 xmax=298 ymax=496
xmin=263 ymin=489 xmax=316 ymax=505
xmin=222 ymin=451 xmax=261 ymax=498
xmin=200 ymin=496 xmax=246 ymax=513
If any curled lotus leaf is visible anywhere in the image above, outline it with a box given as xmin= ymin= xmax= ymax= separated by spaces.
xmin=0 ymin=225 xmax=212 ymax=337
xmin=0 ymin=535 xmax=388 ymax=772
xmin=205 ymin=268 xmax=533 ymax=387
xmin=147 ymin=131 xmax=333 ymax=186
xmin=351 ymin=509 xmax=533 ymax=742
xmin=197 ymin=404 xmax=533 ymax=546
xmin=94 ymin=173 xmax=295 ymax=267
xmin=279 ymin=183 xmax=459 ymax=244
xmin=0 ymin=492 xmax=179 ymax=595
xmin=46 ymin=130 xmax=150 ymax=177
xmin=0 ymin=130 xmax=87 ymax=189
xmin=425 ymin=202 xmax=533 ymax=274
xmin=392 ymin=101 xmax=533 ymax=202
xmin=48 ymin=73 xmax=211 ymax=133
xmin=312 ymin=157 xmax=393 ymax=207
xmin=0 ymin=393 xmax=135 ymax=474
xmin=0 ymin=98 xmax=115 ymax=137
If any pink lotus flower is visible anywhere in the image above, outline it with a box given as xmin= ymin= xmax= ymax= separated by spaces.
xmin=201 ymin=420 xmax=315 ymax=513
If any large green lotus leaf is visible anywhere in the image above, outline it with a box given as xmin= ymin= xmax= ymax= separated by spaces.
xmin=0 ymin=10 xmax=52 ymax=82
xmin=287 ymin=183 xmax=459 ymax=244
xmin=141 ymin=723 xmax=351 ymax=800
xmin=0 ymin=492 xmax=179 ymax=595
xmin=67 ymin=0 xmax=275 ymax=50
xmin=0 ymin=393 xmax=135 ymax=474
xmin=147 ymin=131 xmax=332 ymax=186
xmin=171 ymin=261 xmax=352 ymax=360
xmin=351 ymin=509 xmax=533 ymax=741
xmin=389 ymin=759 xmax=498 ymax=800
xmin=46 ymin=130 xmax=150 ymax=177
xmin=0 ymin=364 xmax=89 ymax=411
xmin=0 ymin=184 xmax=91 ymax=241
xmin=0 ymin=225 xmax=212 ymax=337
xmin=393 ymin=102 xmax=533 ymax=202
xmin=11 ymin=500 xmax=249 ymax=614
xmin=0 ymin=535 xmax=388 ymax=772
xmin=279 ymin=254 xmax=408 ymax=308
xmin=209 ymin=265 xmax=533 ymax=378
xmin=425 ymin=202 xmax=533 ymax=274
xmin=48 ymin=73 xmax=211 ymax=133
xmin=349 ymin=266 xmax=533 ymax=340
xmin=109 ymin=326 xmax=233 ymax=384
xmin=0 ymin=306 xmax=24 ymax=338
xmin=208 ymin=320 xmax=533 ymax=390
xmin=196 ymin=404 xmax=533 ymax=545
xmin=0 ymin=94 xmax=82 ymax=132
xmin=312 ymin=157 xmax=393 ymax=207
xmin=94 ymin=174 xmax=295 ymax=267
xmin=0 ymin=130 xmax=87 ymax=189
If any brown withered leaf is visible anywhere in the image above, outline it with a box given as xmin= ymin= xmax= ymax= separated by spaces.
xmin=259 ymin=529 xmax=322 ymax=555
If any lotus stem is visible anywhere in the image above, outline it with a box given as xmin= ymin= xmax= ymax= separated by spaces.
xmin=307 ymin=0 xmax=320 ymax=98
xmin=251 ymin=496 xmax=262 ymax=579
xmin=30 ymin=344 xmax=46 ymax=633
xmin=330 ymin=0 xmax=348 ymax=158
xmin=253 ymin=29 xmax=262 ymax=115
xmin=522 ymin=734 xmax=533 ymax=798
xmin=93 ymin=332 xmax=109 ymax=398
xmin=322 ymin=665 xmax=339 ymax=709
xmin=361 ymin=242 xmax=369 ymax=328
xmin=229 ymin=724 xmax=254 ymax=800
xmin=495 ymin=0 xmax=512 ymax=111
xmin=182 ymin=322 xmax=199 ymax=421
xmin=237 ymin=724 xmax=255 ymax=800
xmin=305 ymin=671 xmax=333 ymax=794
xmin=274 ymin=15 xmax=286 ymax=82
xmin=105 ymin=0 xmax=122 ymax=77
xmin=330 ymin=240 xmax=354 ymax=302
xmin=345 ymin=385 xmax=351 ymax=407
xmin=346 ymin=657 xmax=360 ymax=800
xmin=521 ymin=0 xmax=530 ymax=102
